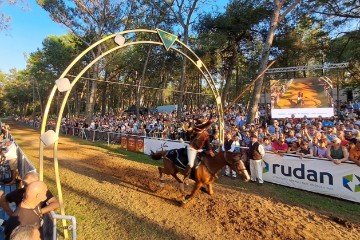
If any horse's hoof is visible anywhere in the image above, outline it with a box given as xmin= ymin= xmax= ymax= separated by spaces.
xmin=181 ymin=200 xmax=187 ymax=206
xmin=184 ymin=194 xmax=191 ymax=200
xmin=159 ymin=182 xmax=164 ymax=188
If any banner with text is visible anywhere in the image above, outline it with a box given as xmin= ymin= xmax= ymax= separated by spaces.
xmin=144 ymin=138 xmax=188 ymax=155
xmin=263 ymin=153 xmax=360 ymax=203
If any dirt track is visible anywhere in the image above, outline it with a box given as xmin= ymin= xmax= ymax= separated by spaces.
xmin=7 ymin=122 xmax=360 ymax=240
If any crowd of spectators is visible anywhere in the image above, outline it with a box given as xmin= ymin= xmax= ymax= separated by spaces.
xmin=14 ymin=101 xmax=360 ymax=165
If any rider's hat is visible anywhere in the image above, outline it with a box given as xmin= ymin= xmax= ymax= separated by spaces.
xmin=194 ymin=118 xmax=212 ymax=131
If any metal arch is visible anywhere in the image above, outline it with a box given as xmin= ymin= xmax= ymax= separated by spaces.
xmin=39 ymin=29 xmax=224 ymax=222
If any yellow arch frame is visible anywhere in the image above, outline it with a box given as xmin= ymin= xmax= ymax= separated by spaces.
xmin=39 ymin=29 xmax=224 ymax=220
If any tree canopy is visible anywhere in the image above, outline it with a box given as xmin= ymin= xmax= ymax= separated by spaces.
xmin=0 ymin=0 xmax=359 ymax=120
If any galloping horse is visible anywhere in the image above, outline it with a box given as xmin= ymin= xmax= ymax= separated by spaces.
xmin=150 ymin=149 xmax=250 ymax=205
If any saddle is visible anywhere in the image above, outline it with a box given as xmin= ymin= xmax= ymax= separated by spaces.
xmin=165 ymin=147 xmax=202 ymax=170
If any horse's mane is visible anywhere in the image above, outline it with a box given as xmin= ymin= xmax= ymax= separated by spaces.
xmin=150 ymin=150 xmax=167 ymax=160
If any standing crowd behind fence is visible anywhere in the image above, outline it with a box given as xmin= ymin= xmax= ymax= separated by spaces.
xmin=12 ymin=101 xmax=360 ymax=163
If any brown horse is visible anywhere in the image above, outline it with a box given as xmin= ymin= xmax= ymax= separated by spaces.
xmin=150 ymin=149 xmax=250 ymax=205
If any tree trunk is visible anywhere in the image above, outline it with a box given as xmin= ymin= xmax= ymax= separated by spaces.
xmin=177 ymin=29 xmax=189 ymax=118
xmin=86 ymin=68 xmax=98 ymax=122
xmin=247 ymin=0 xmax=300 ymax=123
xmin=137 ymin=46 xmax=152 ymax=118
xmin=221 ymin=42 xmax=237 ymax=108
xmin=247 ymin=3 xmax=281 ymax=122
xmin=101 ymin=70 xmax=109 ymax=116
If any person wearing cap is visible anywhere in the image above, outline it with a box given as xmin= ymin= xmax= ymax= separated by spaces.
xmin=184 ymin=117 xmax=216 ymax=177
xmin=248 ymin=134 xmax=265 ymax=184
xmin=1 ymin=139 xmax=18 ymax=185
xmin=268 ymin=120 xmax=280 ymax=134
xmin=349 ymin=138 xmax=360 ymax=166
xmin=326 ymin=138 xmax=349 ymax=165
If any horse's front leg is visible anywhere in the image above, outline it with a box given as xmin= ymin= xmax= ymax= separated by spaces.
xmin=206 ymin=183 xmax=214 ymax=195
xmin=158 ymin=167 xmax=165 ymax=188
xmin=171 ymin=173 xmax=185 ymax=192
xmin=182 ymin=182 xmax=202 ymax=206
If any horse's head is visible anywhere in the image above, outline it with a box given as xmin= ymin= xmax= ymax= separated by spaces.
xmin=224 ymin=152 xmax=250 ymax=182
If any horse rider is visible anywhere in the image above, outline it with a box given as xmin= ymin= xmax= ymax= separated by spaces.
xmin=184 ymin=116 xmax=216 ymax=176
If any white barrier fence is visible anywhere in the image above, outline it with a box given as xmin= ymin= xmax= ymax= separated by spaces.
xmin=144 ymin=138 xmax=188 ymax=155
xmin=263 ymin=153 xmax=360 ymax=203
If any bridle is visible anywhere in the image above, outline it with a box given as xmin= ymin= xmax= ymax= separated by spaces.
xmin=224 ymin=151 xmax=247 ymax=172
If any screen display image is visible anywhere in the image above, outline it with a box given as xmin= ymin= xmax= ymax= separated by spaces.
xmin=270 ymin=77 xmax=334 ymax=118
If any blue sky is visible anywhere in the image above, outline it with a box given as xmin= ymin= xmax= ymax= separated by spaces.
xmin=0 ymin=0 xmax=68 ymax=74
xmin=0 ymin=0 xmax=228 ymax=75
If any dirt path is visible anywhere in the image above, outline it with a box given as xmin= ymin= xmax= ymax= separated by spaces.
xmin=7 ymin=122 xmax=360 ymax=240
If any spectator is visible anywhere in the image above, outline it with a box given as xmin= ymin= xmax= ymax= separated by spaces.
xmin=287 ymin=141 xmax=300 ymax=154
xmin=272 ymin=136 xmax=288 ymax=155
xmin=248 ymin=134 xmax=265 ymax=185
xmin=0 ymin=171 xmax=59 ymax=217
xmin=285 ymin=130 xmax=297 ymax=144
xmin=268 ymin=120 xmax=280 ymax=134
xmin=4 ymin=181 xmax=48 ymax=240
xmin=1 ymin=139 xmax=18 ymax=185
xmin=322 ymin=118 xmax=334 ymax=127
xmin=297 ymin=141 xmax=313 ymax=159
xmin=262 ymin=136 xmax=272 ymax=151
xmin=232 ymin=135 xmax=241 ymax=153
xmin=10 ymin=225 xmax=41 ymax=240
xmin=349 ymin=138 xmax=360 ymax=166
xmin=326 ymin=138 xmax=349 ymax=165
xmin=344 ymin=130 xmax=356 ymax=144
xmin=313 ymin=139 xmax=328 ymax=158
xmin=222 ymin=133 xmax=236 ymax=178
xmin=210 ymin=133 xmax=220 ymax=152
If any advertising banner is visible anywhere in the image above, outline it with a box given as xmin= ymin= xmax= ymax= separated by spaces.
xmin=127 ymin=137 xmax=136 ymax=151
xmin=120 ymin=136 xmax=127 ymax=149
xmin=135 ymin=137 xmax=144 ymax=153
xmin=144 ymin=138 xmax=188 ymax=155
xmin=263 ymin=153 xmax=360 ymax=203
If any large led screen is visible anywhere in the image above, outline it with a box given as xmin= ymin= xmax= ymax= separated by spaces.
xmin=270 ymin=77 xmax=334 ymax=118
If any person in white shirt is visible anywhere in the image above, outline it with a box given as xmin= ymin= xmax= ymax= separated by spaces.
xmin=248 ymin=134 xmax=265 ymax=185
xmin=1 ymin=139 xmax=18 ymax=185
xmin=261 ymin=136 xmax=272 ymax=151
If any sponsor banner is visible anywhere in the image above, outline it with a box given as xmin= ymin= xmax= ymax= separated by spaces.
xmin=127 ymin=137 xmax=136 ymax=151
xmin=120 ymin=136 xmax=127 ymax=149
xmin=144 ymin=138 xmax=188 ymax=155
xmin=136 ymin=137 xmax=144 ymax=153
xmin=263 ymin=153 xmax=360 ymax=203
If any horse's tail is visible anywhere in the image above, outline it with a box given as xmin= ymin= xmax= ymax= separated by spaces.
xmin=150 ymin=150 xmax=167 ymax=160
